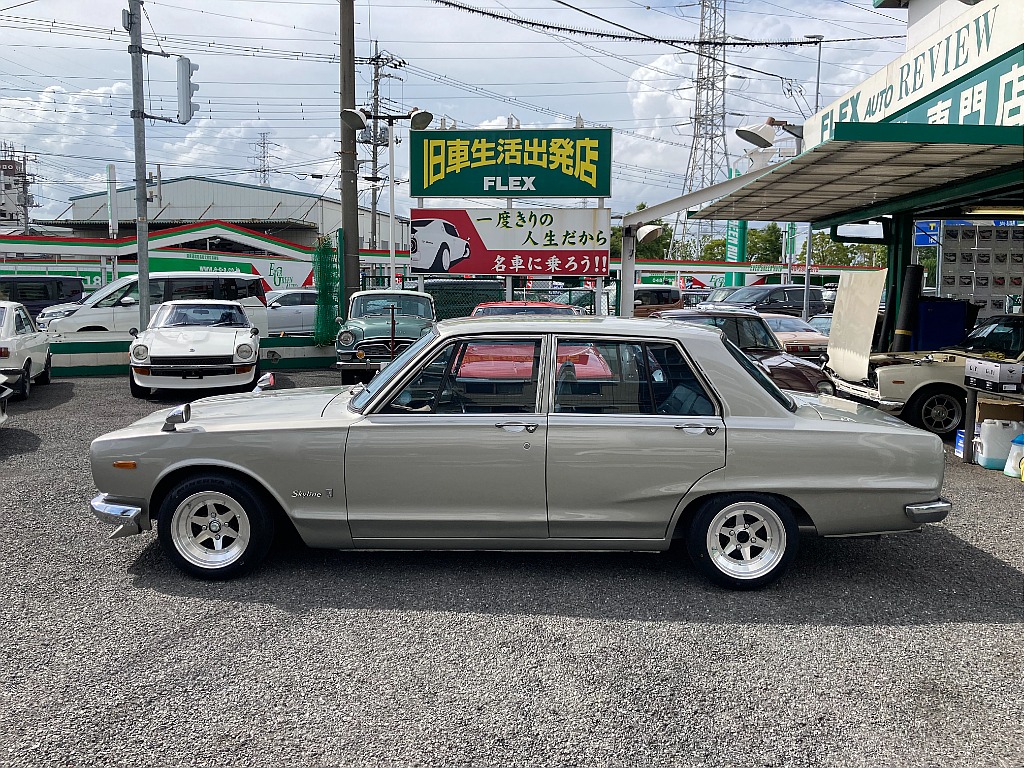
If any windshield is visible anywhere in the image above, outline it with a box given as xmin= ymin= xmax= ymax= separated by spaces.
xmin=350 ymin=329 xmax=438 ymax=411
xmin=722 ymin=337 xmax=796 ymax=411
xmin=765 ymin=316 xmax=817 ymax=333
xmin=78 ymin=275 xmax=135 ymax=307
xmin=724 ymin=286 xmax=770 ymax=303
xmin=151 ymin=303 xmax=250 ymax=328
xmin=351 ymin=294 xmax=433 ymax=319
xmin=954 ymin=316 xmax=1024 ymax=359
xmin=705 ymin=287 xmax=737 ymax=302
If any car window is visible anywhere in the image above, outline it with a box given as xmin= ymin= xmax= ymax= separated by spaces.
xmin=274 ymin=293 xmax=302 ymax=307
xmin=153 ymin=304 xmax=249 ymax=328
xmin=766 ymin=316 xmax=817 ymax=333
xmin=727 ymin=286 xmax=768 ymax=303
xmin=351 ymin=330 xmax=437 ymax=411
xmin=14 ymin=308 xmax=30 ymax=333
xmin=301 ymin=292 xmax=318 ymax=306
xmin=553 ymin=339 xmax=713 ymax=416
xmin=722 ymin=337 xmax=795 ymax=411
xmin=12 ymin=281 xmax=56 ymax=302
xmin=958 ymin=316 xmax=1024 ymax=359
xmin=383 ymin=338 xmax=542 ymax=415
xmin=168 ymin=278 xmax=217 ymax=301
xmin=443 ymin=222 xmax=459 ymax=237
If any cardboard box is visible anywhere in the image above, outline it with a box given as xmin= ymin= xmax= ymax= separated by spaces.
xmin=977 ymin=398 xmax=1024 ymax=423
xmin=965 ymin=358 xmax=1023 ymax=393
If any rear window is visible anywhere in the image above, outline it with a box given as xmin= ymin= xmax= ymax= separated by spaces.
xmin=722 ymin=337 xmax=795 ymax=411
xmin=726 ymin=286 xmax=770 ymax=303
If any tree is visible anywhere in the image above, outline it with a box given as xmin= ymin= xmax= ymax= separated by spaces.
xmin=796 ymin=232 xmax=887 ymax=267
xmin=702 ymin=238 xmax=727 ymax=261
xmin=746 ymin=223 xmax=783 ymax=264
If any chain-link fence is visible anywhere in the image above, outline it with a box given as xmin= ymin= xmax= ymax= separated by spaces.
xmin=311 ymin=236 xmax=341 ymax=345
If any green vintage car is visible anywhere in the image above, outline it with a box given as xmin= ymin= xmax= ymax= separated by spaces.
xmin=335 ymin=290 xmax=436 ymax=383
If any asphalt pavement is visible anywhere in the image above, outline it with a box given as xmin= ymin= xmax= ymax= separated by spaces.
xmin=1 ymin=371 xmax=1021 ymax=768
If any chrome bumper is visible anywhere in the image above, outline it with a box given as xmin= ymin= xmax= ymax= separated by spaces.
xmin=905 ymin=498 xmax=952 ymax=524
xmin=91 ymin=493 xmax=150 ymax=538
xmin=827 ymin=375 xmax=905 ymax=413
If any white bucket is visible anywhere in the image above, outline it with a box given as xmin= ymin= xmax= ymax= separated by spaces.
xmin=974 ymin=420 xmax=1024 ymax=470
xmin=1004 ymin=434 xmax=1024 ymax=479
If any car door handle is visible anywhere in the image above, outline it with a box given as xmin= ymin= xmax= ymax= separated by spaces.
xmin=674 ymin=423 xmax=720 ymax=435
xmin=495 ymin=422 xmax=538 ymax=433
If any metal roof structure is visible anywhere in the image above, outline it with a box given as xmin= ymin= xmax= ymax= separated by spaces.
xmin=690 ymin=123 xmax=1023 ymax=228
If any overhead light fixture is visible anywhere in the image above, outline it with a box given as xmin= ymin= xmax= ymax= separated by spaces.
xmin=735 ymin=122 xmax=775 ymax=148
xmin=965 ymin=206 xmax=1024 ymax=217
xmin=636 ymin=224 xmax=663 ymax=244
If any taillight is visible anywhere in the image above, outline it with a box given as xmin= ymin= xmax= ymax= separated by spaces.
xmin=787 ymin=344 xmax=810 ymax=354
xmin=0 ymin=347 xmax=9 ymax=358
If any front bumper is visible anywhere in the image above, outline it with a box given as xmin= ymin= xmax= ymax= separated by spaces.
xmin=335 ymin=359 xmax=383 ymax=371
xmin=905 ymin=498 xmax=952 ymax=524
xmin=827 ymin=373 xmax=905 ymax=413
xmin=91 ymin=493 xmax=150 ymax=538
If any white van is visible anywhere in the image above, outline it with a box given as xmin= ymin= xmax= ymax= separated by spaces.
xmin=39 ymin=272 xmax=268 ymax=335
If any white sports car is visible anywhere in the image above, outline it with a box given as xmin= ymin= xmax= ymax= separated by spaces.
xmin=0 ymin=300 xmax=52 ymax=401
xmin=128 ymin=300 xmax=261 ymax=398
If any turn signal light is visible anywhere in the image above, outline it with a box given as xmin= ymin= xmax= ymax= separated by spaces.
xmin=112 ymin=461 xmax=137 ymax=469
xmin=234 ymin=365 xmax=254 ymax=374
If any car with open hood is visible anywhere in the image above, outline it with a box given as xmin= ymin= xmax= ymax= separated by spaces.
xmin=90 ymin=316 xmax=949 ymax=590
xmin=127 ymin=300 xmax=261 ymax=398
xmin=335 ymin=289 xmax=436 ymax=383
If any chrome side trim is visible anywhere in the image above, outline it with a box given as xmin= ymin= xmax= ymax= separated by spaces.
xmin=90 ymin=493 xmax=149 ymax=538
xmin=905 ymin=498 xmax=952 ymax=524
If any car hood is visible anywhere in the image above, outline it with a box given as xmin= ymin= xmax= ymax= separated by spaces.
xmin=129 ymin=385 xmax=357 ymax=434
xmin=141 ymin=328 xmax=249 ymax=356
xmin=39 ymin=301 xmax=80 ymax=316
xmin=745 ymin=348 xmax=823 ymax=393
xmin=343 ymin=317 xmax=433 ymax=336
xmin=826 ymin=270 xmax=888 ymax=381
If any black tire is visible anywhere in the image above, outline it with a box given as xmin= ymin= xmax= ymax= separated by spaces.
xmin=37 ymin=354 xmax=52 ymax=385
xmin=15 ymin=362 xmax=31 ymax=400
xmin=128 ymin=373 xmax=150 ymax=399
xmin=157 ymin=472 xmax=276 ymax=580
xmin=432 ymin=244 xmax=450 ymax=272
xmin=686 ymin=493 xmax=799 ymax=590
xmin=905 ymin=386 xmax=965 ymax=437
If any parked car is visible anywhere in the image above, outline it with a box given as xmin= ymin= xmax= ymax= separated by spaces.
xmin=89 ymin=316 xmax=950 ymax=589
xmin=267 ymin=288 xmax=318 ymax=334
xmin=410 ymin=218 xmax=471 ymax=273
xmin=761 ymin=313 xmax=830 ymax=360
xmin=335 ymin=290 xmax=436 ymax=383
xmin=127 ymin=300 xmax=261 ymax=398
xmin=631 ymin=285 xmax=687 ymax=317
xmin=808 ymin=313 xmax=833 ymax=336
xmin=703 ymin=284 xmax=827 ymax=318
xmin=0 ymin=300 xmax=51 ymax=400
xmin=651 ymin=307 xmax=834 ymax=395
xmin=699 ymin=286 xmax=741 ymax=305
xmin=0 ymin=275 xmax=85 ymax=318
xmin=826 ymin=313 xmax=1024 ymax=437
xmin=471 ymin=301 xmax=576 ymax=317
xmin=40 ymin=272 xmax=268 ymax=335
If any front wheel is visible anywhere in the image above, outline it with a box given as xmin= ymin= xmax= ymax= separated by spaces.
xmin=905 ymin=386 xmax=964 ymax=437
xmin=686 ymin=494 xmax=798 ymax=590
xmin=157 ymin=473 xmax=275 ymax=580
xmin=128 ymin=373 xmax=150 ymax=399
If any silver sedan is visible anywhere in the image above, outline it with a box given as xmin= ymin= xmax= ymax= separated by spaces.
xmin=89 ymin=317 xmax=950 ymax=589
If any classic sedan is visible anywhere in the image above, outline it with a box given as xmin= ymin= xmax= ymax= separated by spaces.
xmin=90 ymin=316 xmax=950 ymax=590
xmin=128 ymin=300 xmax=261 ymax=398
xmin=761 ymin=313 xmax=830 ymax=360
xmin=335 ymin=290 xmax=436 ymax=384
xmin=0 ymin=300 xmax=52 ymax=400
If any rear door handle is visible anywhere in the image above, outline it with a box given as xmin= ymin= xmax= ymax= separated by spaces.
xmin=495 ymin=422 xmax=538 ymax=433
xmin=674 ymin=423 xmax=720 ymax=435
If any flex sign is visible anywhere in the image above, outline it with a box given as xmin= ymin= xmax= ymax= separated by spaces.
xmin=410 ymin=129 xmax=612 ymax=198
xmin=410 ymin=208 xmax=611 ymax=276
xmin=805 ymin=2 xmax=1023 ymax=147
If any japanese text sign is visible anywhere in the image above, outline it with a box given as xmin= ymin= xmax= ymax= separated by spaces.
xmin=410 ymin=208 xmax=611 ymax=276
xmin=410 ymin=129 xmax=612 ymax=198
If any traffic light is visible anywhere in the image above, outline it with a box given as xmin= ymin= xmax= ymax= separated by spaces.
xmin=176 ymin=57 xmax=199 ymax=124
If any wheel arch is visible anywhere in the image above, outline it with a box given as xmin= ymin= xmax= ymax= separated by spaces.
xmin=669 ymin=490 xmax=816 ymax=543
xmin=151 ymin=462 xmax=298 ymax=537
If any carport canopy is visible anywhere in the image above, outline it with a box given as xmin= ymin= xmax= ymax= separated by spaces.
xmin=675 ymin=123 xmax=1023 ymax=229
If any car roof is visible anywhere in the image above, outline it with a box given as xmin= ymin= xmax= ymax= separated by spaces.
xmin=761 ymin=312 xmax=810 ymax=320
xmin=268 ymin=288 xmax=315 ymax=294
xmin=438 ymin=315 xmax=724 ymax=340
xmin=162 ymin=299 xmax=245 ymax=307
xmin=0 ymin=300 xmax=28 ymax=310
xmin=656 ymin=306 xmax=761 ymax=318
xmin=351 ymin=289 xmax=432 ymax=299
xmin=474 ymin=301 xmax=573 ymax=308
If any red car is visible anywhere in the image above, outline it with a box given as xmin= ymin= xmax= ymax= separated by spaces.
xmin=470 ymin=301 xmax=577 ymax=317
xmin=457 ymin=341 xmax=613 ymax=381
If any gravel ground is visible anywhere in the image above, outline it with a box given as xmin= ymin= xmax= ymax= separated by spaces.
xmin=1 ymin=370 xmax=1022 ymax=768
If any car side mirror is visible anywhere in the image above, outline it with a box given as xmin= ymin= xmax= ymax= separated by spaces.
xmin=128 ymin=327 xmax=138 ymax=337
xmin=269 ymin=302 xmax=281 ymax=309
xmin=250 ymin=327 xmax=260 ymax=337
xmin=120 ymin=296 xmax=138 ymax=306
xmin=335 ymin=316 xmax=344 ymax=324
xmin=634 ymin=299 xmax=642 ymax=306
xmin=252 ymin=372 xmax=275 ymax=393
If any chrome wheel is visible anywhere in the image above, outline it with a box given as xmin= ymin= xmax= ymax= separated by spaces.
xmin=170 ymin=490 xmax=251 ymax=570
xmin=705 ymin=500 xmax=787 ymax=581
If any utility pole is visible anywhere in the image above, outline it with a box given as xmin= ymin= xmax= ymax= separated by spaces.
xmin=339 ymin=0 xmax=360 ymax=309
xmin=126 ymin=0 xmax=151 ymax=329
xmin=361 ymin=44 xmax=404 ymax=252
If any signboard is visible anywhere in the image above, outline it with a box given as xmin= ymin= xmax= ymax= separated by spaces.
xmin=410 ymin=129 xmax=612 ymax=198
xmin=410 ymin=208 xmax=611 ymax=276
xmin=805 ymin=1 xmax=1023 ymax=147
xmin=0 ymin=161 xmax=22 ymax=175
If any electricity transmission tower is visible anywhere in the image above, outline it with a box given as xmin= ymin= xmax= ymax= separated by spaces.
xmin=250 ymin=132 xmax=278 ymax=185
xmin=678 ymin=0 xmax=729 ymax=258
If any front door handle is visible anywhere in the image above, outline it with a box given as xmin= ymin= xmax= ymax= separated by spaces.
xmin=495 ymin=422 xmax=539 ymax=433
xmin=674 ymin=423 xmax=720 ymax=435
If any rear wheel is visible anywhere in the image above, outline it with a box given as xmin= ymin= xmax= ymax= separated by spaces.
xmin=15 ymin=362 xmax=31 ymax=400
xmin=37 ymin=354 xmax=52 ymax=385
xmin=157 ymin=473 xmax=275 ymax=580
xmin=686 ymin=494 xmax=798 ymax=590
xmin=905 ymin=386 xmax=964 ymax=437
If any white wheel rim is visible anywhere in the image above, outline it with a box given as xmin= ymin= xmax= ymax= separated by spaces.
xmin=705 ymin=500 xmax=787 ymax=581
xmin=171 ymin=491 xmax=251 ymax=570
xmin=442 ymin=246 xmax=451 ymax=270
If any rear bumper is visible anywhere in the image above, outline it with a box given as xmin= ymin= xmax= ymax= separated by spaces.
xmin=905 ymin=498 xmax=952 ymax=524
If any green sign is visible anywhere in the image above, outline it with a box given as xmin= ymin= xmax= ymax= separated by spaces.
xmin=410 ymin=128 xmax=612 ymax=198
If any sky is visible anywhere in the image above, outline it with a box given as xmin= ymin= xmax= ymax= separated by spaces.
xmin=0 ymin=0 xmax=910 ymax=227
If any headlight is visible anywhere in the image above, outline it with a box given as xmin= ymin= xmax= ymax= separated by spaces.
xmin=43 ymin=307 xmax=78 ymax=320
xmin=235 ymin=343 xmax=255 ymax=360
xmin=131 ymin=344 xmax=149 ymax=361
xmin=815 ymin=380 xmax=835 ymax=396
xmin=338 ymin=331 xmax=356 ymax=347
